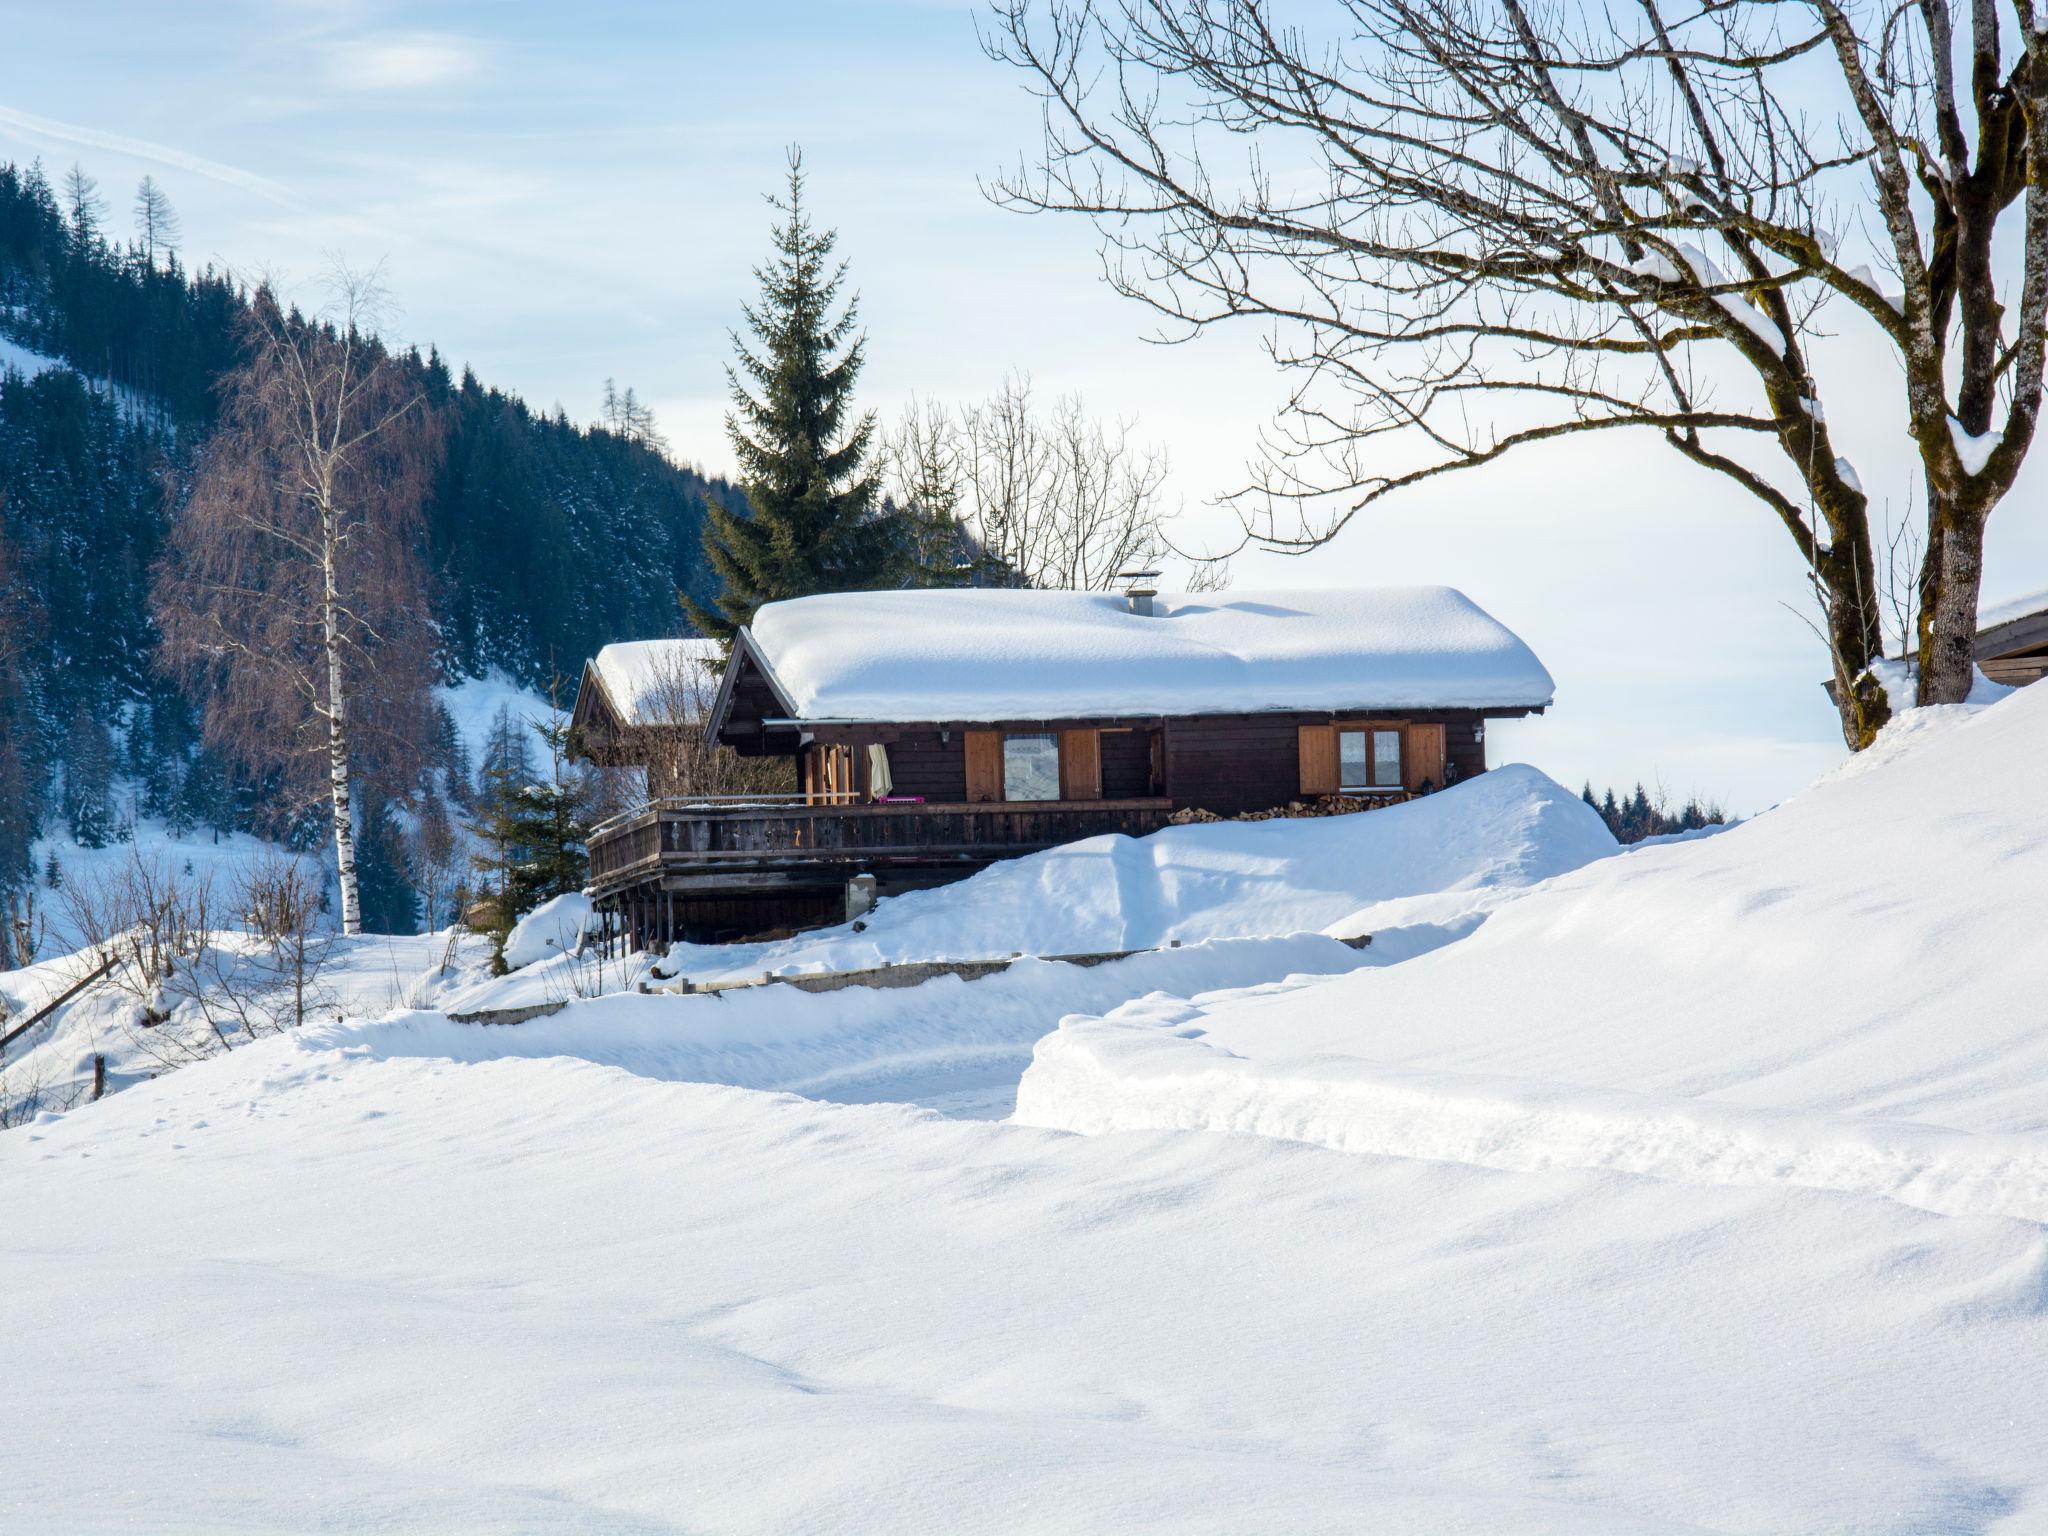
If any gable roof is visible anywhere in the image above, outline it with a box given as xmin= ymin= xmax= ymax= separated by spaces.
xmin=578 ymin=637 xmax=724 ymax=728
xmin=726 ymin=586 xmax=1554 ymax=724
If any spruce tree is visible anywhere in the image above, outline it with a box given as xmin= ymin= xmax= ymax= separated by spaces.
xmin=355 ymin=799 xmax=420 ymax=936
xmin=684 ymin=150 xmax=896 ymax=641
xmin=62 ymin=704 xmax=116 ymax=848
xmin=467 ymin=714 xmax=589 ymax=962
xmin=501 ymin=717 xmax=589 ymax=917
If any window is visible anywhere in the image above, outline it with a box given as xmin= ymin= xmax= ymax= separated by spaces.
xmin=1338 ymin=729 xmax=1368 ymax=790
xmin=1002 ymin=732 xmax=1061 ymax=801
xmin=1339 ymin=727 xmax=1403 ymax=791
xmin=1373 ymin=729 xmax=1402 ymax=788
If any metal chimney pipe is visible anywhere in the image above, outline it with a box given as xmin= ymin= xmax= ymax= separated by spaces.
xmin=1119 ymin=568 xmax=1162 ymax=616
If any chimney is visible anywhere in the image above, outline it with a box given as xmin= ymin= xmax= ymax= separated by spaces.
xmin=1118 ymin=568 xmax=1162 ymax=617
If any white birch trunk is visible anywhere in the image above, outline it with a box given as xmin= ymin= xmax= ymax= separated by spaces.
xmin=320 ymin=494 xmax=362 ymax=936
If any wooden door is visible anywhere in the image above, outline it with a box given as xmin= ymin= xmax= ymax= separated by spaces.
xmin=1059 ymin=728 xmax=1102 ymax=800
xmin=964 ymin=730 xmax=1002 ymax=803
xmin=1298 ymin=724 xmax=1337 ymax=795
xmin=1404 ymin=723 xmax=1446 ymax=791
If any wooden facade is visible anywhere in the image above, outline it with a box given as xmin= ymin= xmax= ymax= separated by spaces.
xmin=583 ymin=707 xmax=1523 ymax=947
xmin=576 ymin=608 xmax=1548 ymax=948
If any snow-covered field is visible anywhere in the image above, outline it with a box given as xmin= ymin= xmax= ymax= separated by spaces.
xmin=6 ymin=685 xmax=2048 ymax=1531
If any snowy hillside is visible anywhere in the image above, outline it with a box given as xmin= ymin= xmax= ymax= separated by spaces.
xmin=5 ymin=695 xmax=2048 ymax=1529
xmin=1018 ymin=685 xmax=2048 ymax=1217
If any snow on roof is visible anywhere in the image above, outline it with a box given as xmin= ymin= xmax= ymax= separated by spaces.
xmin=589 ymin=637 xmax=723 ymax=726
xmin=1979 ymin=587 xmax=2048 ymax=633
xmin=742 ymin=586 xmax=1555 ymax=721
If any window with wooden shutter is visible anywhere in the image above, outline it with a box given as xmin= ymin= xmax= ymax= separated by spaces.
xmin=1298 ymin=724 xmax=1337 ymax=795
xmin=1058 ymin=728 xmax=1102 ymax=800
xmin=1403 ymin=723 xmax=1446 ymax=792
xmin=964 ymin=730 xmax=1002 ymax=803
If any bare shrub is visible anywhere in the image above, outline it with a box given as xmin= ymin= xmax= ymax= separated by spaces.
xmin=635 ymin=648 xmax=795 ymax=803
xmin=57 ymin=853 xmax=211 ymax=996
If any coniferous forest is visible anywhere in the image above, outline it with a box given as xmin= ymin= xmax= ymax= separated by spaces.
xmin=0 ymin=158 xmax=740 ymax=917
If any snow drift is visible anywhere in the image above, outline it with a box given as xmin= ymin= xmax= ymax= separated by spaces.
xmin=655 ymin=764 xmax=1615 ymax=986
xmin=1018 ymin=683 xmax=2048 ymax=1220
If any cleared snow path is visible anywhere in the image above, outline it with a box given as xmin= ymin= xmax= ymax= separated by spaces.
xmin=324 ymin=934 xmax=1391 ymax=1120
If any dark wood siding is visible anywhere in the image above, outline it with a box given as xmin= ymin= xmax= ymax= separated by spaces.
xmin=1164 ymin=715 xmax=1306 ymax=816
xmin=1447 ymin=717 xmax=1487 ymax=785
xmin=879 ymin=729 xmax=966 ymax=801
xmin=1099 ymin=728 xmax=1157 ymax=799
xmin=718 ymin=708 xmax=1504 ymax=814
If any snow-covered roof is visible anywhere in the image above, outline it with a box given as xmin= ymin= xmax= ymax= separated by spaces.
xmin=738 ymin=586 xmax=1554 ymax=721
xmin=587 ymin=638 xmax=723 ymax=726
xmin=1979 ymin=587 xmax=2048 ymax=634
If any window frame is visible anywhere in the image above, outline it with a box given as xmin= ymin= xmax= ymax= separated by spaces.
xmin=1000 ymin=730 xmax=1063 ymax=803
xmin=1336 ymin=720 xmax=1406 ymax=792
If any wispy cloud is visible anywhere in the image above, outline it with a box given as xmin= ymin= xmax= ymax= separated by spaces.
xmin=324 ymin=32 xmax=486 ymax=93
xmin=0 ymin=105 xmax=304 ymax=210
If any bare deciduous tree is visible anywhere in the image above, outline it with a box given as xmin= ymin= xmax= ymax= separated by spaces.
xmin=133 ymin=176 xmax=181 ymax=266
xmin=628 ymin=648 xmax=796 ymax=801
xmin=985 ymin=0 xmax=2048 ymax=744
xmin=883 ymin=377 xmax=1207 ymax=589
xmin=601 ymin=377 xmax=671 ymax=455
xmin=155 ymin=269 xmax=440 ymax=933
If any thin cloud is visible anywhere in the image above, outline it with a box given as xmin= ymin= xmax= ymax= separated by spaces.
xmin=0 ymin=104 xmax=305 ymax=211
xmin=324 ymin=33 xmax=485 ymax=93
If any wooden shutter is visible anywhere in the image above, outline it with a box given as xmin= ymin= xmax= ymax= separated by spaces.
xmin=1058 ymin=728 xmax=1102 ymax=800
xmin=964 ymin=730 xmax=1002 ymax=803
xmin=1297 ymin=724 xmax=1337 ymax=795
xmin=1404 ymin=723 xmax=1446 ymax=791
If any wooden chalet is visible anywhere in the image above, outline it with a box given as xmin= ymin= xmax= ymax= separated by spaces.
xmin=579 ymin=580 xmax=1555 ymax=948
xmin=568 ymin=636 xmax=724 ymax=795
xmin=1977 ymin=590 xmax=2048 ymax=689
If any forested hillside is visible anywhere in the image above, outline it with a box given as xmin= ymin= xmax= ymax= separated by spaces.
xmin=0 ymin=158 xmax=734 ymax=899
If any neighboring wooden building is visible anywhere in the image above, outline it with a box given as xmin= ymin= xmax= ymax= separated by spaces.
xmin=1978 ymin=590 xmax=2048 ymax=689
xmin=579 ymin=583 xmax=1554 ymax=947
xmin=569 ymin=637 xmax=723 ymax=795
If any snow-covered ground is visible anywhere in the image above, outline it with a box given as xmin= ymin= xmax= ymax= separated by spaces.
xmin=1017 ymin=685 xmax=2048 ymax=1220
xmin=6 ymin=686 xmax=2048 ymax=1530
xmin=0 ymin=330 xmax=64 ymax=382
xmin=652 ymin=763 xmax=1613 ymax=984
xmin=434 ymin=668 xmax=558 ymax=762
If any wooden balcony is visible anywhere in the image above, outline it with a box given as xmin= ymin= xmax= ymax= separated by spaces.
xmin=586 ymin=795 xmax=1177 ymax=899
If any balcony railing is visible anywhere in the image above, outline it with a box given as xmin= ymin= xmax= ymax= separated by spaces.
xmin=587 ymin=795 xmax=1177 ymax=893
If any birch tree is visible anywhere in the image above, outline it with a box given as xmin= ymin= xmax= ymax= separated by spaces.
xmin=155 ymin=271 xmax=437 ymax=934
xmin=986 ymin=0 xmax=2048 ymax=746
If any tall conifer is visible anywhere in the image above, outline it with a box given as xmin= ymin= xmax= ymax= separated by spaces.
xmin=684 ymin=150 xmax=894 ymax=642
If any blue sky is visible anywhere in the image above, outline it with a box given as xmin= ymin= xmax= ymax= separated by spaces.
xmin=3 ymin=0 xmax=2044 ymax=811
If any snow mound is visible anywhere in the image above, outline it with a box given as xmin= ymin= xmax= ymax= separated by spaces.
xmin=502 ymin=892 xmax=593 ymax=971
xmin=657 ymin=765 xmax=1616 ymax=985
xmin=745 ymin=585 xmax=1555 ymax=719
xmin=1018 ymin=684 xmax=2048 ymax=1217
